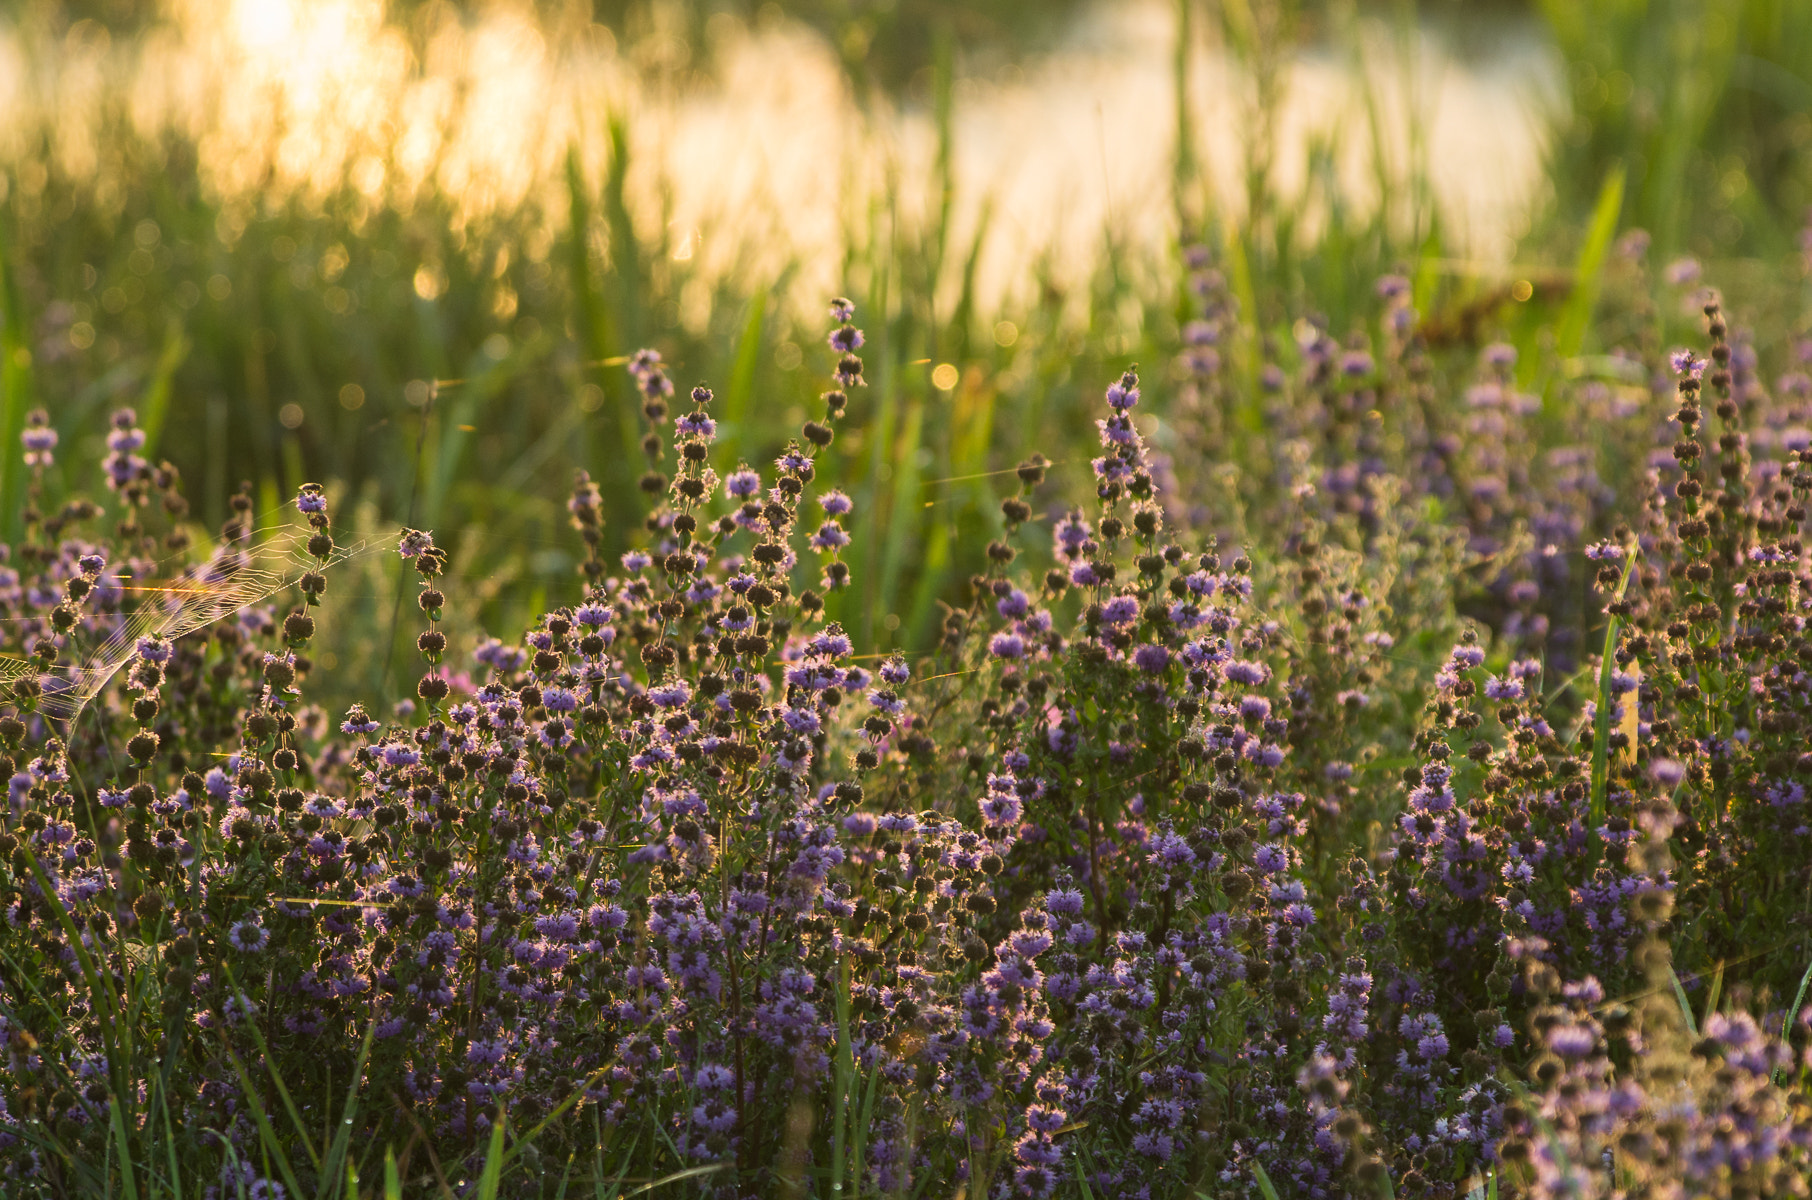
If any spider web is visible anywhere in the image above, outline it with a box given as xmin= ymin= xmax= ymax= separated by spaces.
xmin=1 ymin=520 xmax=398 ymax=727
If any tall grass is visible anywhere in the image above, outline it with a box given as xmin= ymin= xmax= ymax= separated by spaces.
xmin=0 ymin=0 xmax=1801 ymax=691
xmin=1537 ymin=0 xmax=1812 ymax=260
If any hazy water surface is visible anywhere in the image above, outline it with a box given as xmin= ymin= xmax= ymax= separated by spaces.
xmin=0 ymin=0 xmax=1561 ymax=310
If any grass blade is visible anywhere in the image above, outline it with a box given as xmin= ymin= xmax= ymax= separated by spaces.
xmin=830 ymin=957 xmax=854 ymax=1195
xmin=718 ymin=289 xmax=767 ymax=467
xmin=138 ymin=318 xmax=191 ymax=460
xmin=222 ymin=965 xmax=321 ymax=1172
xmin=592 ymin=1112 xmax=636 ymax=1200
xmin=1251 ymin=1161 xmax=1282 ymax=1200
xmin=110 ymin=1097 xmax=141 ymax=1200
xmin=1703 ymin=958 xmax=1724 ymax=1027
xmin=1589 ymin=551 xmax=1637 ymax=830
xmin=0 ymin=214 xmax=34 ymax=547
xmin=320 ymin=1018 xmax=379 ymax=1199
xmin=384 ymin=1147 xmax=403 ymax=1200
xmin=1072 ymin=1153 xmax=1096 ymax=1200
xmin=215 ymin=1033 xmax=309 ymax=1200
xmin=849 ymin=1052 xmax=883 ymax=1192
xmin=1669 ymin=966 xmax=1701 ymax=1038
xmin=1777 ymin=955 xmax=1812 ymax=1083
xmin=622 ymin=1164 xmax=728 ymax=1198
xmin=160 ymin=1083 xmax=184 ymax=1200
xmin=1553 ymin=163 xmax=1625 ymax=364
xmin=476 ymin=1108 xmax=508 ymax=1200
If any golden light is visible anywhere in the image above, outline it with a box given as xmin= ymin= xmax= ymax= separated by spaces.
xmin=232 ymin=0 xmax=297 ymax=50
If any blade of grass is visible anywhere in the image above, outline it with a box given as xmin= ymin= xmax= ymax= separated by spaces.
xmin=425 ymin=334 xmax=550 ymax=528
xmin=1703 ymin=958 xmax=1724 ymax=1026
xmin=1669 ymin=966 xmax=1701 ymax=1038
xmin=1219 ymin=223 xmax=1262 ymax=431
xmin=320 ymin=1018 xmax=378 ymax=1199
xmin=878 ymin=393 xmax=926 ymax=636
xmin=1552 ymin=164 xmax=1626 ymax=366
xmin=0 ymin=213 xmax=34 ymax=547
xmin=621 ymin=1165 xmax=728 ymax=1197
xmin=592 ymin=1107 xmax=638 ymax=1200
xmin=221 ymin=965 xmax=322 ymax=1172
xmin=384 ymin=1147 xmax=403 ymax=1200
xmin=476 ymin=1107 xmax=508 ymax=1200
xmin=830 ymin=956 xmax=854 ymax=1195
xmin=159 ymin=1081 xmax=184 ymax=1200
xmin=1589 ymin=551 xmax=1638 ymax=830
xmin=564 ymin=141 xmax=635 ymax=527
xmin=498 ymin=1058 xmax=619 ymax=1172
xmin=1072 ymin=1153 xmax=1096 ymax=1200
xmin=1251 ymin=1161 xmax=1282 ymax=1200
xmin=849 ymin=1051 xmax=883 ymax=1193
xmin=1777 ymin=955 xmax=1812 ymax=1084
xmin=110 ymin=1096 xmax=139 ymax=1200
xmin=138 ymin=317 xmax=191 ymax=461
xmin=215 ymin=1033 xmax=309 ymax=1200
xmin=717 ymin=289 xmax=767 ymax=467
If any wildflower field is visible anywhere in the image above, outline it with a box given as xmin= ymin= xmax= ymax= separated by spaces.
xmin=3 ymin=1 xmax=1812 ymax=1197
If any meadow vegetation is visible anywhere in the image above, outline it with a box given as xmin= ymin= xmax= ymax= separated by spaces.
xmin=2 ymin=1 xmax=1812 ymax=1197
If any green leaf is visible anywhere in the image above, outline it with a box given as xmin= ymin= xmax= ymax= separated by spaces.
xmin=1251 ymin=1161 xmax=1282 ymax=1200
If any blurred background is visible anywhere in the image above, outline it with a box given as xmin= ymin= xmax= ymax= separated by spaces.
xmin=0 ymin=0 xmax=1808 ymax=697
